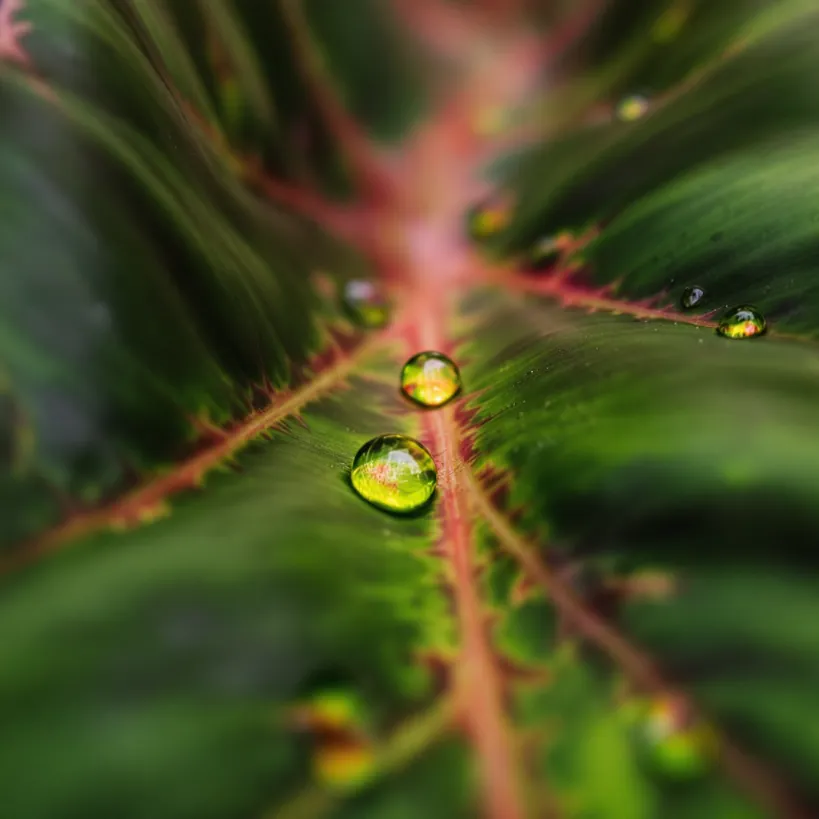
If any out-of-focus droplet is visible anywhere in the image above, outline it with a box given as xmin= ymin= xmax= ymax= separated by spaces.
xmin=525 ymin=235 xmax=563 ymax=272
xmin=467 ymin=194 xmax=513 ymax=241
xmin=342 ymin=280 xmax=390 ymax=328
xmin=351 ymin=434 xmax=437 ymax=513
xmin=717 ymin=305 xmax=766 ymax=339
xmin=401 ymin=351 xmax=461 ymax=408
xmin=313 ymin=741 xmax=376 ymax=791
xmin=626 ymin=695 xmax=717 ymax=781
xmin=680 ymin=286 xmax=705 ymax=309
xmin=617 ymin=94 xmax=651 ymax=122
xmin=289 ymin=689 xmax=366 ymax=733
xmin=287 ymin=689 xmax=376 ymax=791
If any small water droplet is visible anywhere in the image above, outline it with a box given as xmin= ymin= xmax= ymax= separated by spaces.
xmin=351 ymin=434 xmax=436 ymax=513
xmin=524 ymin=235 xmax=561 ymax=272
xmin=466 ymin=193 xmax=513 ymax=242
xmin=717 ymin=305 xmax=766 ymax=339
xmin=342 ymin=280 xmax=390 ymax=329
xmin=625 ymin=696 xmax=717 ymax=782
xmin=616 ymin=94 xmax=650 ymax=121
xmin=401 ymin=351 xmax=462 ymax=408
xmin=287 ymin=688 xmax=376 ymax=791
xmin=680 ymin=285 xmax=705 ymax=309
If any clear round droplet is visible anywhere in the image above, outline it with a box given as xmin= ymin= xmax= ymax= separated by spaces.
xmin=680 ymin=285 xmax=705 ymax=309
xmin=616 ymin=94 xmax=650 ymax=121
xmin=401 ymin=351 xmax=462 ymax=408
xmin=627 ymin=696 xmax=717 ymax=782
xmin=466 ymin=194 xmax=513 ymax=241
xmin=717 ymin=305 xmax=766 ymax=339
xmin=351 ymin=434 xmax=437 ymax=513
xmin=342 ymin=280 xmax=390 ymax=329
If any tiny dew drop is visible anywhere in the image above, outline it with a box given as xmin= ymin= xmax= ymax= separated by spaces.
xmin=287 ymin=688 xmax=375 ymax=791
xmin=401 ymin=351 xmax=462 ymax=408
xmin=625 ymin=696 xmax=717 ymax=782
xmin=616 ymin=94 xmax=650 ymax=121
xmin=313 ymin=740 xmax=376 ymax=791
xmin=351 ymin=434 xmax=437 ymax=513
xmin=524 ymin=235 xmax=562 ymax=272
xmin=717 ymin=305 xmax=766 ymax=339
xmin=342 ymin=280 xmax=390 ymax=329
xmin=680 ymin=285 xmax=705 ymax=309
xmin=466 ymin=193 xmax=513 ymax=242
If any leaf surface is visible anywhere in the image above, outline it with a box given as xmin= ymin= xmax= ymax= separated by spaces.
xmin=1 ymin=1 xmax=819 ymax=818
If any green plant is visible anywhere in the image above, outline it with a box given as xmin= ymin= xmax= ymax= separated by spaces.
xmin=2 ymin=0 xmax=819 ymax=816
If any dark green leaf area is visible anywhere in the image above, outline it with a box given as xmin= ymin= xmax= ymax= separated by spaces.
xmin=625 ymin=569 xmax=819 ymax=804
xmin=461 ymin=291 xmax=819 ymax=570
xmin=515 ymin=652 xmax=763 ymax=819
xmin=0 ymin=43 xmax=374 ymax=541
xmin=579 ymin=0 xmax=781 ymax=99
xmin=24 ymin=0 xmax=352 ymax=193
xmin=0 ymin=365 xmax=456 ymax=819
xmin=303 ymin=0 xmax=427 ymax=142
xmin=499 ymin=7 xmax=819 ymax=253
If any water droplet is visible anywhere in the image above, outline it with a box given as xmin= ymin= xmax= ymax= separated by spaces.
xmin=626 ymin=696 xmax=717 ymax=781
xmin=616 ymin=94 xmax=650 ymax=121
xmin=466 ymin=193 xmax=513 ymax=241
xmin=680 ymin=285 xmax=705 ymax=309
xmin=313 ymin=741 xmax=375 ymax=791
xmin=287 ymin=688 xmax=375 ymax=791
xmin=717 ymin=305 xmax=766 ymax=339
xmin=401 ymin=351 xmax=461 ymax=408
xmin=342 ymin=280 xmax=390 ymax=329
xmin=524 ymin=235 xmax=562 ymax=271
xmin=351 ymin=434 xmax=436 ymax=513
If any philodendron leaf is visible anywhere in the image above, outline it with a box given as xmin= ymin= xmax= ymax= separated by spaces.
xmin=2 ymin=1 xmax=819 ymax=818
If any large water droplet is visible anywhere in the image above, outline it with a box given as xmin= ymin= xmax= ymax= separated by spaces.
xmin=401 ymin=351 xmax=462 ymax=408
xmin=680 ymin=285 xmax=705 ymax=309
xmin=342 ymin=280 xmax=390 ymax=329
xmin=616 ymin=94 xmax=650 ymax=121
xmin=351 ymin=434 xmax=436 ymax=513
xmin=717 ymin=305 xmax=766 ymax=339
xmin=466 ymin=194 xmax=513 ymax=241
xmin=626 ymin=696 xmax=717 ymax=782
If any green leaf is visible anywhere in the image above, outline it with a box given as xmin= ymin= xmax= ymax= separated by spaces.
xmin=2 ymin=1 xmax=819 ymax=818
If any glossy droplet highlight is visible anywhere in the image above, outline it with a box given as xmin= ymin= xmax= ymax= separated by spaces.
xmin=680 ymin=285 xmax=705 ymax=309
xmin=717 ymin=305 xmax=766 ymax=339
xmin=351 ymin=434 xmax=436 ymax=513
xmin=401 ymin=351 xmax=462 ymax=408
xmin=617 ymin=94 xmax=650 ymax=121
xmin=342 ymin=280 xmax=390 ymax=329
xmin=627 ymin=696 xmax=717 ymax=781
xmin=467 ymin=194 xmax=513 ymax=241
